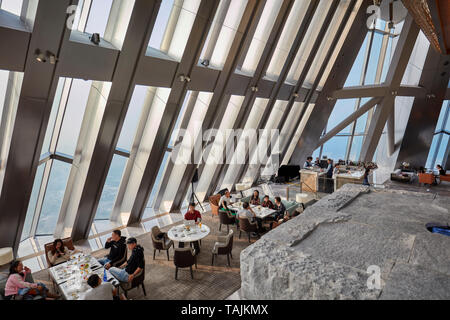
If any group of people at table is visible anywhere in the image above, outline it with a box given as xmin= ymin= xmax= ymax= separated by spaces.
xmin=4 ymin=230 xmax=144 ymax=300
xmin=4 ymin=189 xmax=296 ymax=300
xmin=218 ymin=190 xmax=296 ymax=234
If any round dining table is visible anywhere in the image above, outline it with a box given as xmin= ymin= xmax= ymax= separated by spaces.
xmin=167 ymin=223 xmax=210 ymax=254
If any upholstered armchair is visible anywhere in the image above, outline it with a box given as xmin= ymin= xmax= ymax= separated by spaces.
xmin=120 ymin=263 xmax=146 ymax=298
xmin=209 ymin=194 xmax=221 ymax=216
xmin=218 ymin=210 xmax=236 ymax=232
xmin=211 ymin=230 xmax=234 ymax=266
xmin=174 ymin=248 xmax=197 ymax=280
xmin=151 ymin=226 xmax=173 ymax=261
xmin=239 ymin=217 xmax=259 ymax=243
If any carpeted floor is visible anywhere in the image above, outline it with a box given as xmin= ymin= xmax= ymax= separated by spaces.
xmin=32 ymin=211 xmax=254 ymax=300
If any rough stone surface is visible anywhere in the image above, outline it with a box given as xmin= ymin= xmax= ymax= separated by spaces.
xmin=240 ymin=184 xmax=450 ymax=300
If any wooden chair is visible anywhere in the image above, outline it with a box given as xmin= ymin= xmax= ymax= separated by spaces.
xmin=218 ymin=210 xmax=236 ymax=232
xmin=174 ymin=248 xmax=197 ymax=280
xmin=151 ymin=226 xmax=173 ymax=261
xmin=44 ymin=237 xmax=75 ymax=267
xmin=239 ymin=217 xmax=259 ymax=243
xmin=119 ymin=263 xmax=146 ymax=298
xmin=209 ymin=194 xmax=221 ymax=216
xmin=211 ymin=230 xmax=234 ymax=266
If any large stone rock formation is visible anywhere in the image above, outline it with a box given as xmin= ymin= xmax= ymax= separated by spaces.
xmin=240 ymin=184 xmax=450 ymax=299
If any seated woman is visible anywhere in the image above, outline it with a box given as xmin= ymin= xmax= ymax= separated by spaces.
xmin=47 ymin=239 xmax=79 ymax=266
xmin=250 ymin=190 xmax=260 ymax=205
xmin=261 ymin=195 xmax=274 ymax=209
xmin=5 ymin=261 xmax=59 ymax=300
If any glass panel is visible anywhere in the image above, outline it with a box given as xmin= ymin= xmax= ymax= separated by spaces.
xmin=95 ymin=155 xmax=128 ymax=220
xmin=348 ymin=135 xmax=364 ymax=162
xmin=84 ymin=0 xmax=113 ymax=37
xmin=326 ymin=99 xmax=357 ymax=134
xmin=41 ymin=78 xmax=66 ymax=155
xmin=205 ymin=0 xmax=248 ymax=69
xmin=435 ymin=100 xmax=449 ymax=132
xmin=434 ymin=134 xmax=449 ymax=168
xmin=364 ymin=32 xmax=383 ymax=85
xmin=380 ymin=36 xmax=393 ymax=83
xmin=56 ymin=79 xmax=92 ymax=156
xmin=145 ymin=151 xmax=171 ymax=211
xmin=321 ymin=136 xmax=349 ymax=161
xmin=148 ymin=0 xmax=202 ymax=61
xmin=148 ymin=0 xmax=175 ymax=49
xmin=21 ymin=164 xmax=45 ymax=241
xmin=425 ymin=134 xmax=439 ymax=169
xmin=0 ymin=69 xmax=8 ymax=121
xmin=36 ymin=161 xmax=71 ymax=235
xmin=117 ymin=85 xmax=148 ymax=152
xmin=1 ymin=0 xmax=23 ymax=15
xmin=344 ymin=34 xmax=368 ymax=87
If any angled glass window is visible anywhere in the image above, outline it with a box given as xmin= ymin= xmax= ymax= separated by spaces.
xmin=326 ymin=99 xmax=357 ymax=134
xmin=321 ymin=136 xmax=349 ymax=161
xmin=147 ymin=0 xmax=202 ymax=61
xmin=201 ymin=0 xmax=248 ymax=69
xmin=145 ymin=150 xmax=171 ymax=215
xmin=117 ymin=85 xmax=148 ymax=152
xmin=94 ymin=155 xmax=128 ymax=220
xmin=344 ymin=34 xmax=369 ymax=87
xmin=240 ymin=0 xmax=281 ymax=74
xmin=265 ymin=0 xmax=310 ymax=80
xmin=36 ymin=161 xmax=71 ymax=235
xmin=148 ymin=0 xmax=175 ymax=49
xmin=0 ymin=69 xmax=8 ymax=122
xmin=56 ymin=79 xmax=92 ymax=156
xmin=1 ymin=0 xmax=23 ymax=15
xmin=84 ymin=0 xmax=114 ymax=38
xmin=21 ymin=164 xmax=45 ymax=241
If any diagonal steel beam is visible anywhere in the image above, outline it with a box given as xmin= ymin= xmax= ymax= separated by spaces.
xmin=230 ymin=0 xmax=321 ymax=188
xmin=359 ymin=14 xmax=420 ymax=162
xmin=70 ymin=0 xmax=163 ymax=240
xmin=0 ymin=0 xmax=74 ymax=253
xmin=288 ymin=0 xmax=373 ymax=166
xmin=126 ymin=0 xmax=221 ymax=224
xmin=316 ymin=96 xmax=382 ymax=147
xmin=168 ymin=0 xmax=267 ymax=212
xmin=201 ymin=0 xmax=296 ymax=200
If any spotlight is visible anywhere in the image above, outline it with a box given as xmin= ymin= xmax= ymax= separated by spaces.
xmin=201 ymin=59 xmax=209 ymax=67
xmin=35 ymin=49 xmax=47 ymax=63
xmin=48 ymin=53 xmax=58 ymax=65
xmin=90 ymin=33 xmax=101 ymax=45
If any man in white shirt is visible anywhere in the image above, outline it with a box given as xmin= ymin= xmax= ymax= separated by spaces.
xmin=219 ymin=190 xmax=233 ymax=210
xmin=83 ymin=274 xmax=125 ymax=300
xmin=303 ymin=156 xmax=313 ymax=169
xmin=238 ymin=202 xmax=263 ymax=233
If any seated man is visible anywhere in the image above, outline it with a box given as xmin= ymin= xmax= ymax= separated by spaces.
xmin=274 ymin=196 xmax=287 ymax=222
xmin=98 ymin=230 xmax=127 ymax=270
xmin=303 ymin=156 xmax=313 ymax=169
xmin=238 ymin=202 xmax=263 ymax=232
xmin=109 ymin=238 xmax=144 ymax=284
xmin=219 ymin=190 xmax=236 ymax=214
xmin=184 ymin=202 xmax=202 ymax=222
xmin=83 ymin=274 xmax=125 ymax=300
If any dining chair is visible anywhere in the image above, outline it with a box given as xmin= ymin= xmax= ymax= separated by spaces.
xmin=239 ymin=217 xmax=259 ymax=243
xmin=218 ymin=210 xmax=236 ymax=233
xmin=174 ymin=248 xmax=197 ymax=280
xmin=151 ymin=226 xmax=173 ymax=261
xmin=119 ymin=263 xmax=146 ymax=298
xmin=211 ymin=229 xmax=234 ymax=266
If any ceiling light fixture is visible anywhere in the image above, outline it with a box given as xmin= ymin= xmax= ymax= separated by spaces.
xmin=90 ymin=33 xmax=101 ymax=45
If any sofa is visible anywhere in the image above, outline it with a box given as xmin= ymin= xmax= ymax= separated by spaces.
xmin=0 ymin=272 xmax=43 ymax=300
xmin=240 ymin=195 xmax=299 ymax=216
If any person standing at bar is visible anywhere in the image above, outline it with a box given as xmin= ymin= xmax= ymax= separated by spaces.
xmin=303 ymin=156 xmax=313 ymax=169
